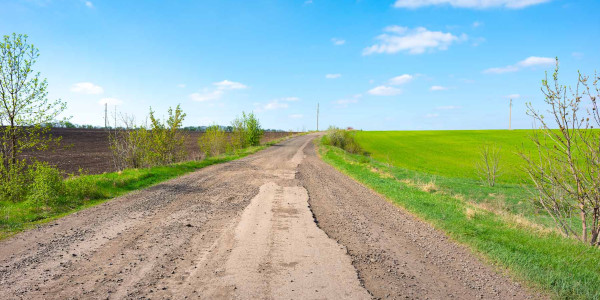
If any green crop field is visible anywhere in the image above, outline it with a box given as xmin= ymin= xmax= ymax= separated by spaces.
xmin=355 ymin=130 xmax=538 ymax=184
xmin=320 ymin=129 xmax=600 ymax=299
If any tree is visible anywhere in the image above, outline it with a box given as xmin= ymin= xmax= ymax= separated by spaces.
xmin=147 ymin=105 xmax=187 ymax=165
xmin=243 ymin=112 xmax=263 ymax=146
xmin=476 ymin=144 xmax=501 ymax=187
xmin=0 ymin=33 xmax=66 ymax=181
xmin=521 ymin=58 xmax=600 ymax=247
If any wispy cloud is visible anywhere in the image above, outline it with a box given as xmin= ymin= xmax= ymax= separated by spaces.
xmin=255 ymin=97 xmax=299 ymax=112
xmin=335 ymin=94 xmax=362 ymax=107
xmin=263 ymin=100 xmax=289 ymax=110
xmin=325 ymin=73 xmax=341 ymax=79
xmin=189 ymin=90 xmax=224 ymax=102
xmin=213 ymin=80 xmax=247 ymax=90
xmin=189 ymin=80 xmax=247 ymax=102
xmin=572 ymin=52 xmax=584 ymax=59
xmin=484 ymin=56 xmax=554 ymax=74
xmin=70 ymin=82 xmax=104 ymax=95
xmin=506 ymin=94 xmax=521 ymax=99
xmin=99 ymin=97 xmax=122 ymax=106
xmin=84 ymin=1 xmax=94 ymax=8
xmin=430 ymin=85 xmax=448 ymax=91
xmin=472 ymin=21 xmax=483 ymax=28
xmin=436 ymin=105 xmax=459 ymax=110
xmin=389 ymin=74 xmax=413 ymax=85
xmin=393 ymin=0 xmax=551 ymax=9
xmin=368 ymin=86 xmax=402 ymax=96
xmin=331 ymin=38 xmax=346 ymax=46
xmin=363 ymin=26 xmax=466 ymax=55
xmin=425 ymin=113 xmax=439 ymax=118
xmin=177 ymin=83 xmax=186 ymax=88
xmin=289 ymin=114 xmax=303 ymax=119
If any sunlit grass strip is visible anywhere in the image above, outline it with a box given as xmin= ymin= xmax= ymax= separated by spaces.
xmin=319 ymin=144 xmax=600 ymax=300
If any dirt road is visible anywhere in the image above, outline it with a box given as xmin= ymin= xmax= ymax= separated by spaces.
xmin=0 ymin=134 xmax=539 ymax=299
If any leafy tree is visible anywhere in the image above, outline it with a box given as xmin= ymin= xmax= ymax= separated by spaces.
xmin=243 ymin=112 xmax=263 ymax=146
xmin=0 ymin=33 xmax=66 ymax=200
xmin=198 ymin=124 xmax=228 ymax=157
xmin=147 ymin=105 xmax=187 ymax=165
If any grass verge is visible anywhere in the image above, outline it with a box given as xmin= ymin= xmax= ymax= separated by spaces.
xmin=0 ymin=135 xmax=294 ymax=240
xmin=319 ymin=142 xmax=600 ymax=300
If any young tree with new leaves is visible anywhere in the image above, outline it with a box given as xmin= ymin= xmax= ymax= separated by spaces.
xmin=0 ymin=33 xmax=66 ymax=200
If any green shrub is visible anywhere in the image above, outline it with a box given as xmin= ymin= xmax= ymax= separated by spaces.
xmin=64 ymin=171 xmax=100 ymax=204
xmin=0 ymin=159 xmax=30 ymax=202
xmin=243 ymin=112 xmax=263 ymax=146
xmin=323 ymin=127 xmax=365 ymax=155
xmin=27 ymin=162 xmax=64 ymax=206
xmin=199 ymin=124 xmax=229 ymax=157
xmin=230 ymin=112 xmax=264 ymax=151
xmin=146 ymin=105 xmax=187 ymax=166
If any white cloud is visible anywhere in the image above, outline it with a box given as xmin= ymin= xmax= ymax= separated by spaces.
xmin=331 ymin=38 xmax=346 ymax=46
xmin=70 ymin=82 xmax=104 ymax=95
xmin=436 ymin=105 xmax=460 ymax=110
xmin=325 ymin=73 xmax=342 ymax=79
xmin=336 ymin=99 xmax=359 ymax=107
xmin=304 ymin=0 xmax=313 ymax=4
xmin=572 ymin=52 xmax=584 ymax=59
xmin=506 ymin=94 xmax=521 ymax=99
xmin=389 ymin=74 xmax=413 ymax=85
xmin=98 ymin=97 xmax=122 ymax=106
xmin=84 ymin=1 xmax=93 ymax=8
xmin=368 ymin=86 xmax=402 ymax=96
xmin=289 ymin=114 xmax=303 ymax=119
xmin=363 ymin=26 xmax=466 ymax=55
xmin=263 ymin=100 xmax=289 ymax=110
xmin=472 ymin=21 xmax=483 ymax=27
xmin=282 ymin=97 xmax=300 ymax=102
xmin=189 ymin=90 xmax=224 ymax=102
xmin=430 ymin=85 xmax=448 ymax=91
xmin=484 ymin=56 xmax=554 ymax=74
xmin=425 ymin=113 xmax=439 ymax=118
xmin=335 ymin=94 xmax=362 ymax=107
xmin=393 ymin=0 xmax=551 ymax=9
xmin=177 ymin=83 xmax=186 ymax=88
xmin=189 ymin=80 xmax=247 ymax=102
xmin=516 ymin=56 xmax=554 ymax=67
xmin=213 ymin=80 xmax=247 ymax=90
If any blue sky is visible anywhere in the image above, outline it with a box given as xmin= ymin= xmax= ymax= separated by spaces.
xmin=1 ymin=0 xmax=598 ymax=131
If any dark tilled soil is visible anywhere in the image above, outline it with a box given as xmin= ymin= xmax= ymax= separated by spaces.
xmin=21 ymin=128 xmax=293 ymax=175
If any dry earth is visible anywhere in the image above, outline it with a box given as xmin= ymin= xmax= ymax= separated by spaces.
xmin=0 ymin=134 xmax=542 ymax=299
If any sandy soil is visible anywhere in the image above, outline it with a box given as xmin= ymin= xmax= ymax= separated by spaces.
xmin=0 ymin=134 xmax=542 ymax=299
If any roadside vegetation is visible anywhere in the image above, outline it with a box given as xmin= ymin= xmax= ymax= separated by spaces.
xmin=320 ymin=61 xmax=600 ymax=299
xmin=0 ymin=33 xmax=288 ymax=239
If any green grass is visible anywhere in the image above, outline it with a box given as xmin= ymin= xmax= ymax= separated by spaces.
xmin=0 ymin=136 xmax=291 ymax=240
xmin=319 ymin=143 xmax=600 ymax=299
xmin=355 ymin=130 xmax=538 ymax=184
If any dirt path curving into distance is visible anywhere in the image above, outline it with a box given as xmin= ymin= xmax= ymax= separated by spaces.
xmin=0 ymin=134 xmax=541 ymax=299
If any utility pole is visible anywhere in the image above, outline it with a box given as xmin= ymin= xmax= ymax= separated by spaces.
xmin=509 ymin=98 xmax=512 ymax=130
xmin=316 ymin=103 xmax=319 ymax=131
xmin=104 ymin=103 xmax=108 ymax=129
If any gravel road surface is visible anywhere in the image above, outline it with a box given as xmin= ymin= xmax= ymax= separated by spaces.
xmin=0 ymin=134 xmax=540 ymax=299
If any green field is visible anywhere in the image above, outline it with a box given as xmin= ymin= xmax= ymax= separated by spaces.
xmin=355 ymin=130 xmax=537 ymax=184
xmin=320 ymin=130 xmax=600 ymax=299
